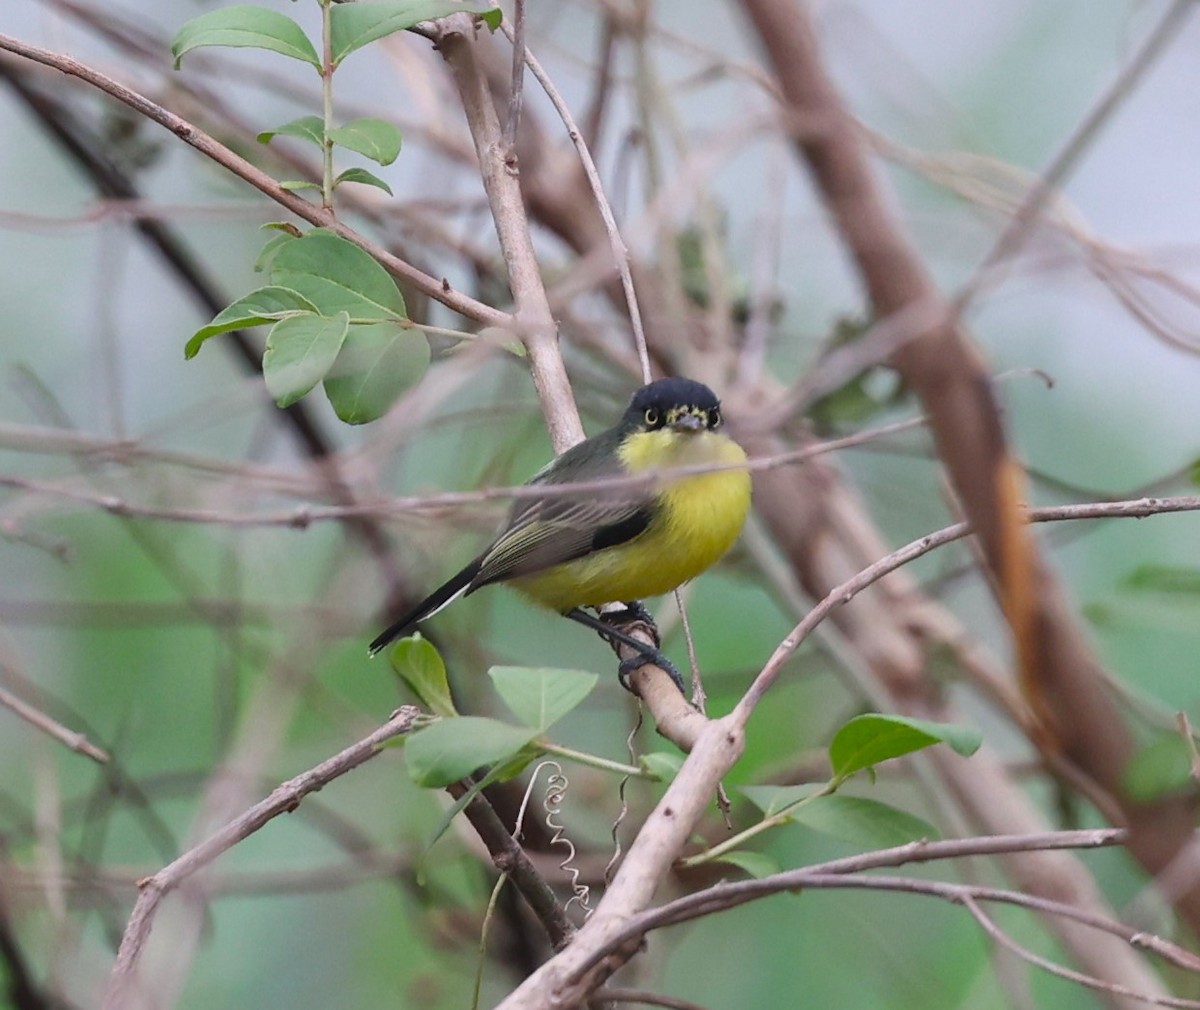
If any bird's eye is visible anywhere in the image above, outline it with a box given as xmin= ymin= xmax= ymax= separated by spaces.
xmin=708 ymin=408 xmax=722 ymax=429
xmin=643 ymin=408 xmax=660 ymax=428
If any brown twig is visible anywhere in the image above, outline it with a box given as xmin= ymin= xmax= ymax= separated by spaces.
xmin=430 ymin=14 xmax=582 ymax=451
xmin=739 ymin=0 xmax=1200 ymax=946
xmin=101 ymin=708 xmax=420 ymax=1010
xmin=0 ymin=32 xmax=509 ymax=330
xmin=504 ymin=24 xmax=654 ymax=383
xmin=577 ymin=831 xmax=1200 ymax=992
xmin=0 ymin=684 xmax=109 ymax=763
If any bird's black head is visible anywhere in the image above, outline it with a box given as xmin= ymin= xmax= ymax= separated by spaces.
xmin=624 ymin=377 xmax=723 ymax=434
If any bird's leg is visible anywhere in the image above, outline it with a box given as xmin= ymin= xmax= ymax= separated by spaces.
xmin=604 ymin=601 xmax=676 ymax=692
xmin=614 ymin=601 xmax=657 ymax=636
xmin=563 ymin=606 xmax=685 ymax=695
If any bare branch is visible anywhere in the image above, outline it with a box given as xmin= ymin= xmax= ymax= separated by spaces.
xmin=431 ymin=14 xmax=582 ymax=450
xmin=0 ymin=683 xmax=109 ymax=763
xmin=0 ymin=33 xmax=509 ymax=330
xmin=102 ymin=708 xmax=420 ymax=1010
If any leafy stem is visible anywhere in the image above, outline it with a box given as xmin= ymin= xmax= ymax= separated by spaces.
xmin=537 ymin=741 xmax=653 ymax=780
xmin=679 ymin=782 xmax=837 ymax=869
xmin=320 ymin=0 xmax=335 ymax=211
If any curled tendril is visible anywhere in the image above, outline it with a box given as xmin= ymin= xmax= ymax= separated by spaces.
xmin=605 ymin=703 xmax=643 ymax=886
xmin=515 ymin=760 xmax=592 ymax=918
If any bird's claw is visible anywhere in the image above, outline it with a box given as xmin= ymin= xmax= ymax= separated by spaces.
xmin=618 ymin=651 xmax=685 ymax=694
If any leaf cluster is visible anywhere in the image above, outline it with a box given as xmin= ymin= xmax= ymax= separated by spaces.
xmin=172 ymin=0 xmax=499 ymax=419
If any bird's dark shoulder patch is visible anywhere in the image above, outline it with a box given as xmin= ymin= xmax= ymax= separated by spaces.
xmin=590 ymin=506 xmax=654 ymax=552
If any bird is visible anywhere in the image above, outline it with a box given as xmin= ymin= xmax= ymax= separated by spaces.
xmin=369 ymin=377 xmax=752 ymax=692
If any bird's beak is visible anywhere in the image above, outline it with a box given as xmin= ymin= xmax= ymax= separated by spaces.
xmin=671 ymin=412 xmax=706 ymax=433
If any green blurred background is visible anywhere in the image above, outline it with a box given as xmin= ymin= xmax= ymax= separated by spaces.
xmin=2 ymin=1 xmax=1200 ymax=1007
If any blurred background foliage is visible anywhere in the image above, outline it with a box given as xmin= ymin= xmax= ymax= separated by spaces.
xmin=2 ymin=1 xmax=1200 ymax=1008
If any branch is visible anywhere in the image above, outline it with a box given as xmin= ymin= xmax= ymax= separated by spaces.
xmin=501 ymin=23 xmax=653 ymax=383
xmin=0 ymin=33 xmax=508 ymax=330
xmin=739 ymin=0 xmax=1200 ymax=939
xmin=0 ymin=684 xmax=109 ymax=763
xmin=101 ymin=708 xmax=419 ymax=1010
xmin=430 ymin=14 xmax=582 ymax=451
xmin=580 ymin=831 xmax=1200 ymax=1004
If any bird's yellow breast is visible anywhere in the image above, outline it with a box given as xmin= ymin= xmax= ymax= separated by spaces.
xmin=514 ymin=428 xmax=751 ymax=610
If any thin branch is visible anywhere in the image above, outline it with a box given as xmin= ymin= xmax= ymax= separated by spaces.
xmin=956 ymin=0 xmax=1196 ymax=310
xmin=102 ymin=708 xmax=420 ymax=1010
xmin=505 ymin=24 xmax=654 ymax=384
xmin=502 ymin=0 xmax=526 ymax=149
xmin=734 ymin=492 xmax=1200 ymax=714
xmin=575 ymin=829 xmax=1200 ymax=991
xmin=0 ymin=33 xmax=509 ymax=330
xmin=8 ymin=440 xmax=1200 ymax=539
xmin=0 ymin=415 xmax=930 ymax=527
xmin=961 ymin=895 xmax=1200 ymax=1010
xmin=0 ymin=684 xmax=109 ymax=763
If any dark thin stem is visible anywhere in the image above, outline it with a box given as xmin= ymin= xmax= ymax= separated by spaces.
xmin=0 ymin=882 xmax=76 ymax=1010
xmin=449 ymin=779 xmax=577 ymax=951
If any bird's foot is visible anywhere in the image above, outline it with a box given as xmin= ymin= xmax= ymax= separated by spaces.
xmin=601 ymin=601 xmax=659 ymax=643
xmin=564 ymin=605 xmax=684 ymax=695
xmin=618 ymin=650 xmax=685 ymax=695
xmin=600 ymin=603 xmax=683 ymax=694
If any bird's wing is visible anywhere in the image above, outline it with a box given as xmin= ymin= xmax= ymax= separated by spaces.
xmin=470 ymin=495 xmax=655 ymax=588
xmin=470 ymin=432 xmax=655 ymax=588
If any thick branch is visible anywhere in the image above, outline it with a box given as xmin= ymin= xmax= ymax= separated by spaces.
xmin=739 ymin=0 xmax=1200 ymax=938
xmin=431 ymin=14 xmax=582 ymax=451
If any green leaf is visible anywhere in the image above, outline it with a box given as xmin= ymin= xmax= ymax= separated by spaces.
xmin=488 ymin=667 xmax=598 ymax=731
xmin=1124 ymin=734 xmax=1195 ymax=801
xmin=478 ymin=7 xmax=503 ymax=30
xmin=423 ymin=750 xmax=535 ymax=848
xmin=639 ymin=751 xmax=684 ymax=782
xmin=262 ymin=311 xmax=350 ymax=408
xmin=404 ymin=717 xmax=536 ymax=787
xmin=740 ymin=783 xmax=823 ymax=819
xmin=253 ymin=233 xmax=298 ymax=273
xmin=829 ymin=714 xmax=981 ymax=782
xmin=270 ymin=229 xmax=407 ymax=320
xmin=789 ymin=795 xmax=939 ymax=849
xmin=261 ymin=222 xmax=304 ymax=236
xmin=323 ymin=321 xmax=429 ymax=424
xmin=388 ymin=634 xmax=456 ymax=717
xmin=712 ymin=850 xmax=782 ymax=879
xmin=329 ymin=118 xmax=403 ymax=165
xmin=330 ymin=2 xmax=497 ymax=65
xmin=171 ymin=6 xmax=320 ymax=70
xmin=279 ymin=179 xmax=322 ymax=191
xmin=184 ymin=286 xmax=320 ymax=358
xmin=258 ymin=115 xmax=326 ymax=148
xmin=1124 ymin=565 xmax=1200 ymax=594
xmin=333 ymin=167 xmax=393 ymax=196
xmin=424 ymin=765 xmax=499 ymax=847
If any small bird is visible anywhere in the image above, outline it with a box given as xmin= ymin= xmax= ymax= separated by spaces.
xmin=369 ymin=377 xmax=752 ymax=691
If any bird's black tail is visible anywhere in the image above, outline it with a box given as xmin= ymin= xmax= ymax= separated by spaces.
xmin=367 ymin=558 xmax=483 ymax=656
